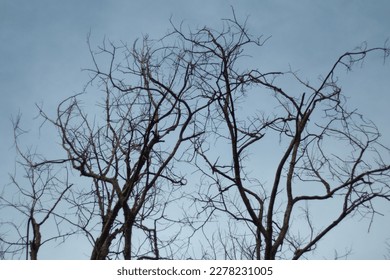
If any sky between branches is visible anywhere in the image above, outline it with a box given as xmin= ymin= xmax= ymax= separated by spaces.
xmin=0 ymin=0 xmax=389 ymax=259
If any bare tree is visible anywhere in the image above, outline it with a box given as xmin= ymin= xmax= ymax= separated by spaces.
xmin=180 ymin=13 xmax=390 ymax=259
xmin=1 ymin=12 xmax=389 ymax=260
xmin=31 ymin=32 xmax=211 ymax=259
xmin=0 ymin=116 xmax=74 ymax=259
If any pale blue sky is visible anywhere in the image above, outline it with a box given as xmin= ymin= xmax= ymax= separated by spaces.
xmin=1 ymin=0 xmax=389 ymax=259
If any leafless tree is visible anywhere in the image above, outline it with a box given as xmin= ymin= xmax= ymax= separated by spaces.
xmin=32 ymin=32 xmax=212 ymax=259
xmin=180 ymin=13 xmax=390 ymax=259
xmin=1 ymin=12 xmax=389 ymax=260
xmin=0 ymin=116 xmax=74 ymax=259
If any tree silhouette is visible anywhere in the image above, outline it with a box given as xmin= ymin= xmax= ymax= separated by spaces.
xmin=183 ymin=15 xmax=390 ymax=259
xmin=1 ymin=12 xmax=389 ymax=259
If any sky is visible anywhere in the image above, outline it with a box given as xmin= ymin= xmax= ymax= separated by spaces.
xmin=1 ymin=0 xmax=390 ymax=259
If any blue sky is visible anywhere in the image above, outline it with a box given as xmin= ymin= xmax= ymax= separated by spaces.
xmin=1 ymin=0 xmax=390 ymax=259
